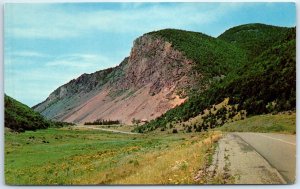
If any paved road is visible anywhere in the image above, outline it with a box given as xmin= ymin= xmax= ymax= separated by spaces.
xmin=210 ymin=133 xmax=286 ymax=184
xmin=75 ymin=126 xmax=139 ymax=135
xmin=233 ymin=132 xmax=296 ymax=184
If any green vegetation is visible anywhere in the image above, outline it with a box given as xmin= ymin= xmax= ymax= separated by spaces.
xmin=131 ymin=118 xmax=141 ymax=125
xmin=135 ymin=24 xmax=295 ymax=133
xmin=218 ymin=23 xmax=293 ymax=59
xmin=215 ymin=37 xmax=296 ymax=115
xmin=5 ymin=94 xmax=74 ymax=132
xmin=84 ymin=119 xmax=121 ymax=125
xmin=149 ymin=29 xmax=247 ymax=78
xmin=5 ymin=127 xmax=222 ymax=185
xmin=5 ymin=95 xmax=51 ymax=132
xmin=180 ymin=100 xmax=246 ymax=133
xmin=217 ymin=112 xmax=296 ymax=134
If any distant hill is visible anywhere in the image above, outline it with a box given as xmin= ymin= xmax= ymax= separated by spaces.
xmin=5 ymin=95 xmax=51 ymax=131
xmin=218 ymin=23 xmax=293 ymax=58
xmin=32 ymin=23 xmax=295 ymax=133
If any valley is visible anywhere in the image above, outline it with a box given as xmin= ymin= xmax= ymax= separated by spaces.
xmin=4 ymin=22 xmax=296 ymax=185
xmin=4 ymin=112 xmax=296 ymax=185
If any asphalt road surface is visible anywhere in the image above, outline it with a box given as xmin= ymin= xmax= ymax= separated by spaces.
xmin=233 ymin=132 xmax=296 ymax=184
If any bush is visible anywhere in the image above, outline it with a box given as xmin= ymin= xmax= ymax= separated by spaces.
xmin=84 ymin=119 xmax=120 ymax=125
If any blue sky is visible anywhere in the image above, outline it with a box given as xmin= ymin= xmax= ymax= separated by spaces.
xmin=4 ymin=2 xmax=296 ymax=107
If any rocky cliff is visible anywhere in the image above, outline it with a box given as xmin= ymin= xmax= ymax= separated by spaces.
xmin=33 ymin=34 xmax=197 ymax=124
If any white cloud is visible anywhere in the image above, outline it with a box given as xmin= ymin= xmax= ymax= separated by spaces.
xmin=6 ymin=27 xmax=80 ymax=39
xmin=5 ymin=3 xmax=241 ymax=39
xmin=46 ymin=53 xmax=116 ymax=68
xmin=5 ymin=51 xmax=48 ymax=67
xmin=11 ymin=50 xmax=48 ymax=58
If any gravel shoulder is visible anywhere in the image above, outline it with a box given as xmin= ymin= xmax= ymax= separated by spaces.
xmin=210 ymin=133 xmax=286 ymax=184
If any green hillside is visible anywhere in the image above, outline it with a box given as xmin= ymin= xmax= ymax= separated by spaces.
xmin=135 ymin=24 xmax=295 ymax=133
xmin=218 ymin=23 xmax=293 ymax=58
xmin=5 ymin=95 xmax=73 ymax=132
xmin=215 ymin=35 xmax=296 ymax=115
xmin=5 ymin=95 xmax=51 ymax=131
xmin=149 ymin=29 xmax=248 ymax=78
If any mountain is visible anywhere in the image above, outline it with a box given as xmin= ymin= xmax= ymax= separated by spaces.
xmin=134 ymin=23 xmax=295 ymax=132
xmin=33 ymin=29 xmax=246 ymax=124
xmin=33 ymin=23 xmax=295 ymax=129
xmin=5 ymin=94 xmax=51 ymax=131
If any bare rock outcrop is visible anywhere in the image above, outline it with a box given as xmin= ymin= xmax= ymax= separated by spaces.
xmin=33 ymin=34 xmax=199 ymax=124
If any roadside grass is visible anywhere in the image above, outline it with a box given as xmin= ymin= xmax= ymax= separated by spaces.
xmin=116 ymin=132 xmax=222 ymax=184
xmin=216 ymin=112 xmax=295 ymax=134
xmin=5 ymin=127 xmax=222 ymax=185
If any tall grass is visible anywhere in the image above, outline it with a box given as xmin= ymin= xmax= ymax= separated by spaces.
xmin=5 ymin=128 xmax=222 ymax=185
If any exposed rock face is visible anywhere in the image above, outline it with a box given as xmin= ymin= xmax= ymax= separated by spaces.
xmin=33 ymin=34 xmax=197 ymax=124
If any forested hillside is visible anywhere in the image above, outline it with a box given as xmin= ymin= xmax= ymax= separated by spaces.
xmin=135 ymin=24 xmax=296 ymax=133
xmin=5 ymin=95 xmax=73 ymax=132
xmin=5 ymin=95 xmax=51 ymax=131
xmin=148 ymin=29 xmax=248 ymax=78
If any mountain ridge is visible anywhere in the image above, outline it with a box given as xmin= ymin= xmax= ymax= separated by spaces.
xmin=33 ymin=23 xmax=295 ymax=127
xmin=33 ymin=33 xmax=197 ymax=124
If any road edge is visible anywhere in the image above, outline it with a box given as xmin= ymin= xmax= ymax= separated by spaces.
xmin=232 ymin=132 xmax=288 ymax=184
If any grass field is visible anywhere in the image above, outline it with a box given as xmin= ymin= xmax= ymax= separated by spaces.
xmin=217 ymin=112 xmax=296 ymax=134
xmin=5 ymin=127 xmax=222 ymax=185
xmin=7 ymin=112 xmax=294 ymax=185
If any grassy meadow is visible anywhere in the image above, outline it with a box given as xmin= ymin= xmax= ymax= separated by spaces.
xmin=217 ymin=112 xmax=296 ymax=134
xmin=5 ymin=112 xmax=296 ymax=185
xmin=5 ymin=127 xmax=222 ymax=185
